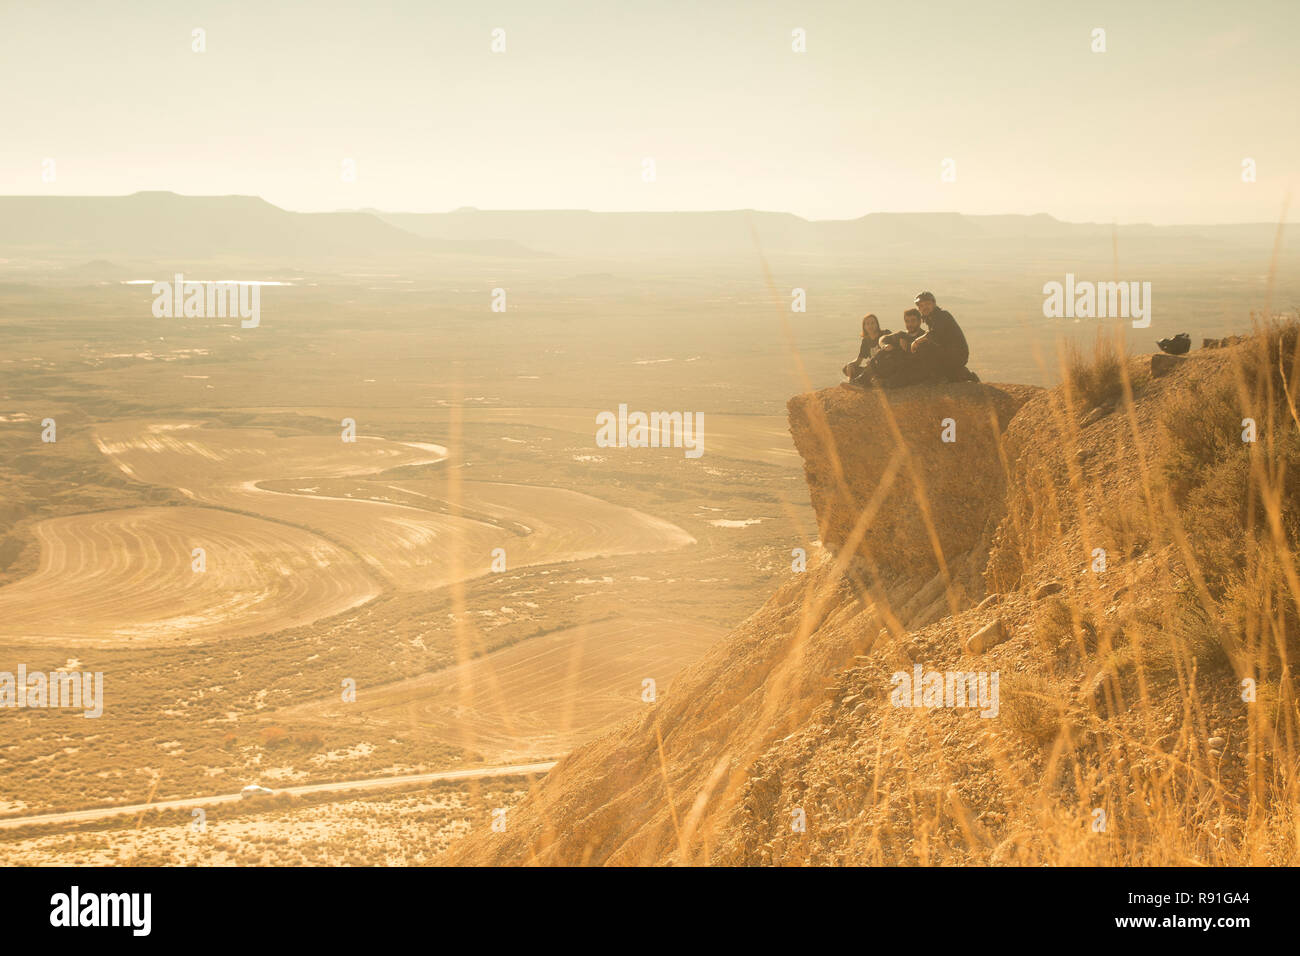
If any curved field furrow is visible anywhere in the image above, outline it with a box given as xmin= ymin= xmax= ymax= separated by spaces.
xmin=0 ymin=507 xmax=378 ymax=646
xmin=0 ymin=420 xmax=695 ymax=646
xmin=94 ymin=420 xmax=694 ymax=591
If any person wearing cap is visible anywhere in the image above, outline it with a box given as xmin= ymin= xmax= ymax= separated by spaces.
xmin=908 ymin=291 xmax=971 ymax=382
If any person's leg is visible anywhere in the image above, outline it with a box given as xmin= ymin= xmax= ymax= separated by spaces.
xmin=875 ymin=348 xmax=912 ymax=382
xmin=937 ymin=345 xmax=970 ymax=382
xmin=910 ymin=343 xmax=967 ymax=384
xmin=896 ymin=349 xmax=939 ymax=385
xmin=877 ymin=352 xmax=927 ymax=388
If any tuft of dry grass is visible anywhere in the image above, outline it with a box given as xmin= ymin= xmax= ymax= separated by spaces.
xmin=1063 ymin=331 xmax=1124 ymax=410
xmin=1001 ymin=673 xmax=1073 ymax=745
xmin=257 ymin=726 xmax=325 ymax=750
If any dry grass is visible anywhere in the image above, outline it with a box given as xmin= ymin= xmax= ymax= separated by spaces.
xmin=1063 ymin=330 xmax=1124 ymax=410
xmin=723 ymin=320 xmax=1300 ymax=867
xmin=1006 ymin=322 xmax=1300 ymax=863
xmin=1000 ymin=672 xmax=1072 ymax=745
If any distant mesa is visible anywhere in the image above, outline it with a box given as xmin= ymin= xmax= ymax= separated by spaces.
xmin=0 ymin=193 xmax=545 ymax=263
xmin=62 ymin=259 xmax=123 ymax=276
xmin=0 ymin=193 xmax=1287 ymax=263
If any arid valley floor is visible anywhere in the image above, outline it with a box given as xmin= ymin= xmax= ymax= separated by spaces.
xmin=0 ymin=256 xmax=824 ymax=861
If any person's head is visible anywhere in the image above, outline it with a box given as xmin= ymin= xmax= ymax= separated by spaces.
xmin=914 ymin=291 xmax=936 ymax=317
xmin=861 ymin=313 xmax=882 ymax=342
xmin=903 ymin=308 xmax=922 ymax=334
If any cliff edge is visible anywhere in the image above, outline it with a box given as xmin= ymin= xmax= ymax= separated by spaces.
xmin=449 ymin=339 xmax=1296 ymax=866
xmin=788 ymin=382 xmax=1039 ymax=589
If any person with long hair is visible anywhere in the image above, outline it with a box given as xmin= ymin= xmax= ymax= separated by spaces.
xmin=843 ymin=313 xmax=885 ymax=383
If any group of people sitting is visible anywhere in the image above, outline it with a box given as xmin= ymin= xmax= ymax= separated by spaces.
xmin=842 ymin=291 xmax=977 ymax=388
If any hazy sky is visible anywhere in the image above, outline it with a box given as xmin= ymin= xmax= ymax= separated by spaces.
xmin=2 ymin=0 xmax=1296 ymax=223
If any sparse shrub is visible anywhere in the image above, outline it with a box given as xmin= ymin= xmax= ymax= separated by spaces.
xmin=1031 ymin=597 xmax=1074 ymax=651
xmin=1163 ymin=370 xmax=1226 ymax=461
xmin=259 ymin=726 xmax=289 ymax=748
xmin=1001 ymin=673 xmax=1072 ymax=745
xmin=1031 ymin=597 xmax=1102 ymax=662
xmin=293 ymin=730 xmax=324 ymax=749
xmin=1094 ymin=489 xmax=1153 ymax=562
xmin=258 ymin=726 xmax=323 ymax=750
xmin=1123 ymin=600 xmax=1232 ymax=683
xmin=1063 ymin=331 xmax=1123 ymax=411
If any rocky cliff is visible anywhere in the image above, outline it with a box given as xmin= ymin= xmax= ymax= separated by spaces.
xmin=448 ymin=344 xmax=1294 ymax=866
xmin=788 ymin=382 xmax=1038 ymax=605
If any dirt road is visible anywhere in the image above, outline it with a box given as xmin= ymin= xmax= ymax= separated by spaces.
xmin=0 ymin=761 xmax=556 ymax=830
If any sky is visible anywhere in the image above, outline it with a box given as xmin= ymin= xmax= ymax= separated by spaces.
xmin=1 ymin=0 xmax=1296 ymax=223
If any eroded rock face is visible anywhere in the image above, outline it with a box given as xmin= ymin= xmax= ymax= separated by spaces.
xmin=787 ymin=382 xmax=1040 ymax=581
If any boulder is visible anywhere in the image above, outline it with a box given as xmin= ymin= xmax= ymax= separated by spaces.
xmin=787 ymin=382 xmax=1040 ymax=579
xmin=965 ymin=619 xmax=1008 ymax=654
xmin=1151 ymin=353 xmax=1187 ymax=377
xmin=1080 ymin=405 xmax=1111 ymax=427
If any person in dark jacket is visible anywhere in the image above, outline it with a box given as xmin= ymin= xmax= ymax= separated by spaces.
xmin=909 ymin=291 xmax=971 ymax=382
xmin=843 ymin=313 xmax=886 ymax=383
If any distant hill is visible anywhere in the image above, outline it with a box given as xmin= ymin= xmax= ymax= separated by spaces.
xmin=0 ymin=192 xmax=541 ymax=261
xmin=376 ymin=208 xmax=1290 ymax=260
xmin=0 ymin=193 xmax=1287 ymax=265
xmin=59 ymin=258 xmax=124 ymax=278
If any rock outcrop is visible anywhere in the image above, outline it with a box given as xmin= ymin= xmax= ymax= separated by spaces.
xmin=787 ymin=382 xmax=1039 ymax=584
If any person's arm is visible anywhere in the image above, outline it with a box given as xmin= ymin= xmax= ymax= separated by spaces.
xmin=909 ymin=332 xmax=930 ymax=352
xmin=917 ymin=311 xmax=958 ymax=352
